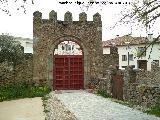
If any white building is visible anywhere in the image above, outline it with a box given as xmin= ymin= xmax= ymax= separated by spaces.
xmin=14 ymin=37 xmax=33 ymax=53
xmin=54 ymin=41 xmax=82 ymax=55
xmin=103 ymin=35 xmax=160 ymax=71
xmin=15 ymin=38 xmax=82 ymax=55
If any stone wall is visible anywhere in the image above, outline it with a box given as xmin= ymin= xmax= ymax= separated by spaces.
xmin=0 ymin=53 xmax=33 ymax=86
xmin=123 ymin=65 xmax=160 ymax=109
xmin=126 ymin=83 xmax=160 ymax=110
xmin=33 ymin=10 xmax=103 ymax=89
xmin=102 ymin=46 xmax=119 ymax=73
xmin=14 ymin=54 xmax=33 ymax=84
xmin=87 ymin=46 xmax=119 ymax=91
xmin=94 ymin=65 xmax=121 ymax=96
xmin=95 ymin=64 xmax=160 ymax=109
xmin=136 ymin=64 xmax=160 ymax=85
xmin=0 ymin=62 xmax=13 ymax=86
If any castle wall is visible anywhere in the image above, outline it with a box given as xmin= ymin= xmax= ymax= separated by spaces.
xmin=33 ymin=10 xmax=103 ymax=89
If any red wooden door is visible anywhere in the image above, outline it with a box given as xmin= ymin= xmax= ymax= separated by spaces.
xmin=54 ymin=55 xmax=84 ymax=90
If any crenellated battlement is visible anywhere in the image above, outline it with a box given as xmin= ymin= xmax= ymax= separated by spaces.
xmin=33 ymin=11 xmax=42 ymax=19
xmin=93 ymin=13 xmax=101 ymax=22
xmin=33 ymin=10 xmax=103 ymax=90
xmin=33 ymin=10 xmax=101 ymax=23
xmin=64 ymin=11 xmax=73 ymax=22
xmin=49 ymin=10 xmax=57 ymax=21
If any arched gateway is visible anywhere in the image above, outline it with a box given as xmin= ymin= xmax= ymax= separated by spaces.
xmin=33 ymin=10 xmax=103 ymax=90
xmin=53 ymin=40 xmax=84 ymax=90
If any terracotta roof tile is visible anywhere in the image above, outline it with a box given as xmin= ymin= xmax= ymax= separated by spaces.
xmin=103 ymin=35 xmax=149 ymax=47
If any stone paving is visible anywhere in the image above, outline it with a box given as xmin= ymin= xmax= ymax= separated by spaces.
xmin=52 ymin=90 xmax=160 ymax=120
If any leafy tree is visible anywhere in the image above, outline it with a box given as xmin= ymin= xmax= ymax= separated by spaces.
xmin=0 ymin=34 xmax=24 ymax=68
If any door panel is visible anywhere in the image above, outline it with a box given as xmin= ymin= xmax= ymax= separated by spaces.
xmin=54 ymin=55 xmax=84 ymax=90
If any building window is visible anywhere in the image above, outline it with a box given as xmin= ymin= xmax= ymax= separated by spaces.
xmin=122 ymin=66 xmax=127 ymax=68
xmin=153 ymin=60 xmax=159 ymax=66
xmin=122 ymin=55 xmax=127 ymax=61
xmin=72 ymin=45 xmax=74 ymax=50
xmin=137 ymin=47 xmax=146 ymax=57
xmin=122 ymin=65 xmax=135 ymax=69
xmin=130 ymin=65 xmax=135 ymax=68
xmin=65 ymin=44 xmax=68 ymax=51
xmin=68 ymin=45 xmax=71 ymax=50
xmin=65 ymin=44 xmax=71 ymax=51
xmin=129 ymin=54 xmax=133 ymax=61
xmin=26 ymin=42 xmax=32 ymax=48
xmin=62 ymin=45 xmax=65 ymax=50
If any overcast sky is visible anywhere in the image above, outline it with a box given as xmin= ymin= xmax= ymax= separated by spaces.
xmin=0 ymin=0 xmax=159 ymax=41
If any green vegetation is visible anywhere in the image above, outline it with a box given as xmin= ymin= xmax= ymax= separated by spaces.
xmin=111 ymin=99 xmax=134 ymax=107
xmin=96 ymin=89 xmax=160 ymax=117
xmin=0 ymin=34 xmax=24 ymax=66
xmin=96 ymin=89 xmax=134 ymax=107
xmin=0 ymin=34 xmax=25 ymax=81
xmin=42 ymin=94 xmax=50 ymax=115
xmin=97 ymin=89 xmax=111 ymax=98
xmin=112 ymin=99 xmax=160 ymax=117
xmin=145 ymin=104 xmax=160 ymax=117
xmin=0 ymin=81 xmax=50 ymax=102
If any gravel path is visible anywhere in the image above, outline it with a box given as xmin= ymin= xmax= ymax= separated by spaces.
xmin=53 ymin=90 xmax=160 ymax=120
xmin=44 ymin=93 xmax=77 ymax=120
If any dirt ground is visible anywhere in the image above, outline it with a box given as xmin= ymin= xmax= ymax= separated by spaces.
xmin=0 ymin=97 xmax=45 ymax=120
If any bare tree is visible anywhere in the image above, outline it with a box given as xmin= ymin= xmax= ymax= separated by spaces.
xmin=116 ymin=0 xmax=160 ymax=58
xmin=0 ymin=0 xmax=34 ymax=15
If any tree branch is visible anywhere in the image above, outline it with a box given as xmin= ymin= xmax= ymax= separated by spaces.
xmin=141 ymin=4 xmax=160 ymax=17
xmin=144 ymin=0 xmax=158 ymax=6
xmin=146 ymin=13 xmax=160 ymax=25
xmin=138 ymin=35 xmax=160 ymax=58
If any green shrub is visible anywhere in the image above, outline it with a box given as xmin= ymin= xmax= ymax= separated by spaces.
xmin=97 ymin=89 xmax=111 ymax=98
xmin=0 ymin=81 xmax=51 ymax=102
xmin=42 ymin=94 xmax=50 ymax=118
xmin=145 ymin=104 xmax=160 ymax=117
